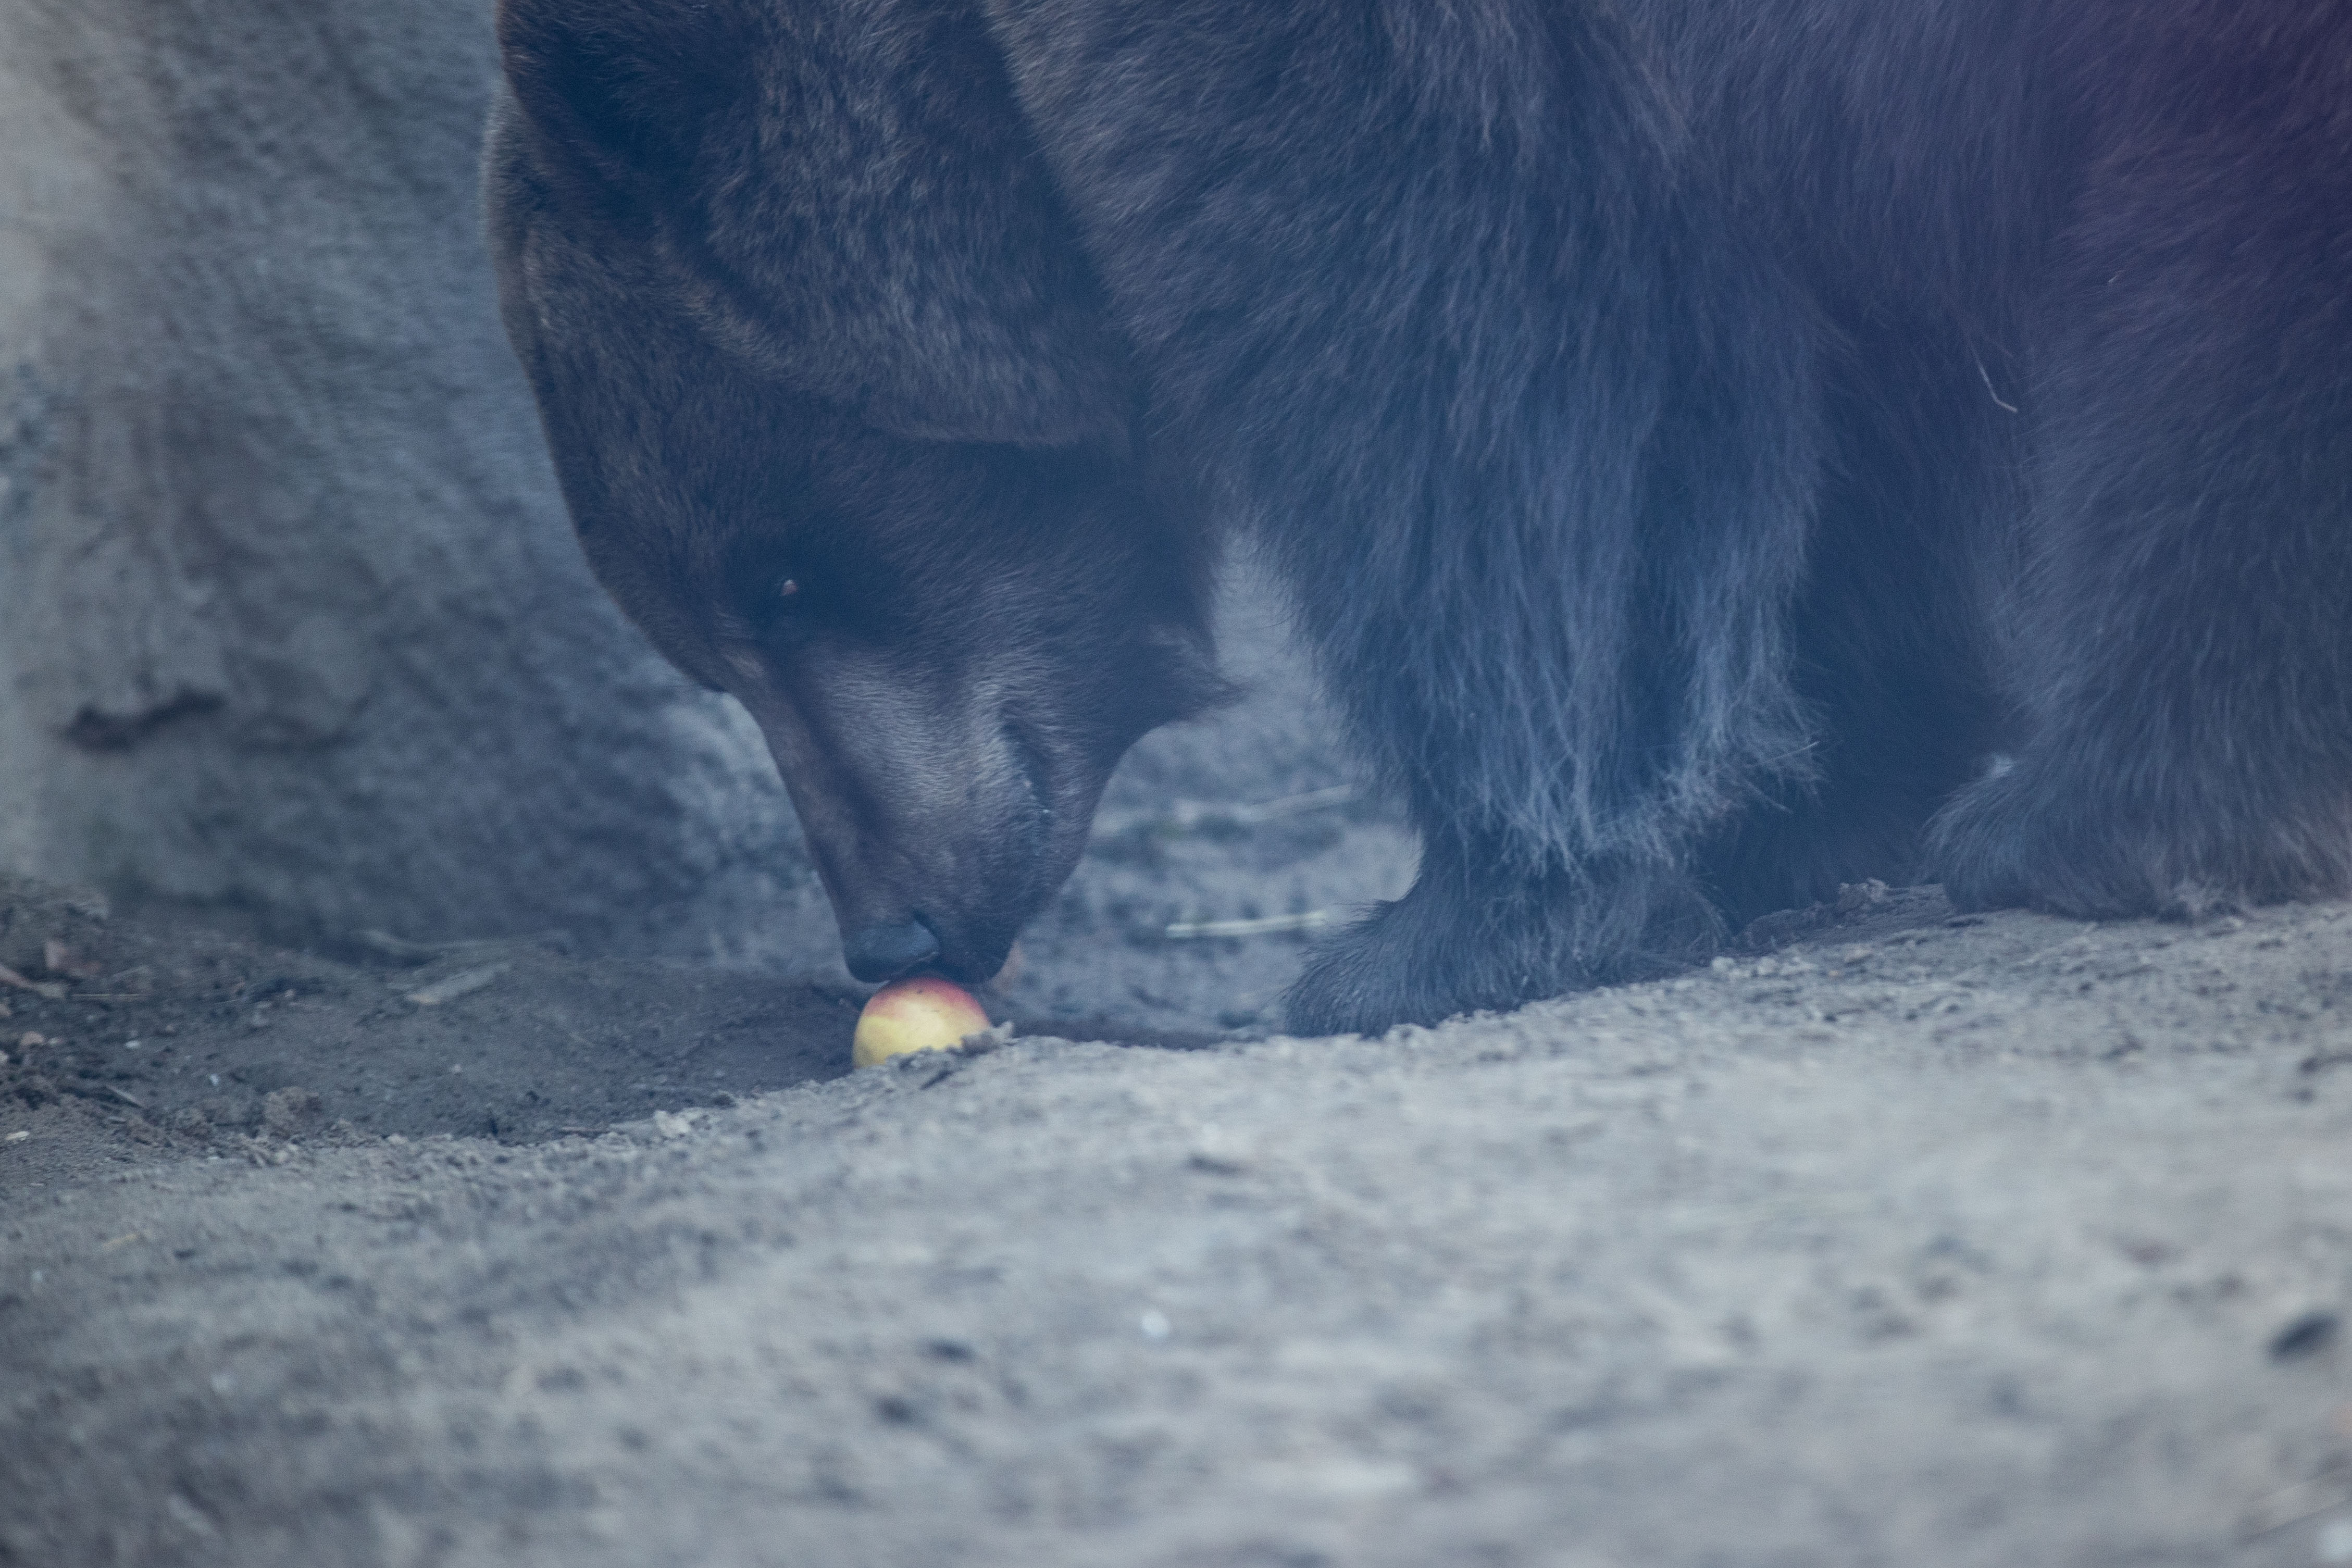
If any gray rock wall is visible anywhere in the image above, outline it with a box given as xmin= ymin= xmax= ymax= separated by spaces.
xmin=0 ymin=0 xmax=829 ymax=964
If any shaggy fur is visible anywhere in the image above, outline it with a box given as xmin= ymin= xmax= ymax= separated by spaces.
xmin=489 ymin=0 xmax=2352 ymax=1034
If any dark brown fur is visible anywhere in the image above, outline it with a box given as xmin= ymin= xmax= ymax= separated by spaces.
xmin=490 ymin=0 xmax=2352 ymax=1030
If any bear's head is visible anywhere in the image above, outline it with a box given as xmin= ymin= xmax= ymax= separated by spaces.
xmin=487 ymin=2 xmax=1224 ymax=984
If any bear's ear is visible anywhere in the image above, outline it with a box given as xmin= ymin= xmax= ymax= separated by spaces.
xmin=494 ymin=0 xmax=744 ymax=205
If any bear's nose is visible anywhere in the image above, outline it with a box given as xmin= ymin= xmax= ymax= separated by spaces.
xmin=842 ymin=917 xmax=942 ymax=982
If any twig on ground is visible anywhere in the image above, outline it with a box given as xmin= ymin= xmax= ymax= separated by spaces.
xmin=405 ymin=963 xmax=513 ymax=1007
xmin=1165 ymin=910 xmax=1337 ymax=940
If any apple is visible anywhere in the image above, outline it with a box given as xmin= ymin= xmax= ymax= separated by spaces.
xmin=852 ymin=975 xmax=991 ymax=1068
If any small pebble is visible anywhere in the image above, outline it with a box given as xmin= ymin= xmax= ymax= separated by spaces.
xmin=2271 ymin=1310 xmax=2341 ymax=1361
xmin=262 ymin=1087 xmax=325 ymax=1139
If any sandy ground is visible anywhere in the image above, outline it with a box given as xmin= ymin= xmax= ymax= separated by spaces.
xmin=4 ymin=854 xmax=2352 ymax=1566
xmin=0 ymin=577 xmax=2346 ymax=1567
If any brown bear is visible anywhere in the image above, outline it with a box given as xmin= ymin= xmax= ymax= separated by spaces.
xmin=488 ymin=0 xmax=2352 ymax=1034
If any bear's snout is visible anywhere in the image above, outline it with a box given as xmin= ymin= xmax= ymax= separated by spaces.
xmin=840 ymin=917 xmax=943 ymax=984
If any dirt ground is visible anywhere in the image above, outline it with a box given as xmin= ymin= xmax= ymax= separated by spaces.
xmin=4 ymin=843 xmax=2351 ymax=1567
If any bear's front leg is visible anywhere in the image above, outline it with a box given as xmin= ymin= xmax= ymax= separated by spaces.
xmin=990 ymin=0 xmax=1825 ymax=1033
xmin=1282 ymin=839 xmax=1720 ymax=1036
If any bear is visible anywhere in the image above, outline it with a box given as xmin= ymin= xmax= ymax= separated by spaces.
xmin=486 ymin=0 xmax=2352 ymax=1036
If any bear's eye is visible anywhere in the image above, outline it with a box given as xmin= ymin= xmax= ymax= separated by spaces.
xmin=750 ymin=570 xmax=817 ymax=648
xmin=768 ymin=576 xmax=808 ymax=628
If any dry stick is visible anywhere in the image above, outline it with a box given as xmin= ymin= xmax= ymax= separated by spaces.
xmin=405 ymin=963 xmax=513 ymax=1007
xmin=1164 ymin=910 xmax=1338 ymax=940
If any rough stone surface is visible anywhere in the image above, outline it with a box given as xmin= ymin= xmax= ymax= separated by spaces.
xmin=0 ymin=0 xmax=818 ymax=962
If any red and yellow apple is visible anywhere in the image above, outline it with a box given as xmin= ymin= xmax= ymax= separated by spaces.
xmin=852 ymin=975 xmax=991 ymax=1068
